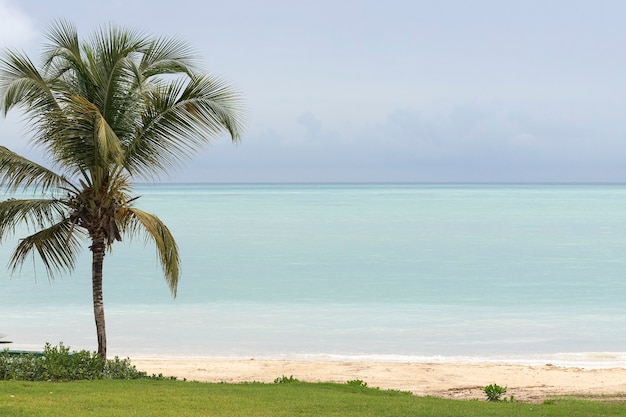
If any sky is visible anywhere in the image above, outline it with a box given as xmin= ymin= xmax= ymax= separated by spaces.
xmin=0 ymin=0 xmax=625 ymax=183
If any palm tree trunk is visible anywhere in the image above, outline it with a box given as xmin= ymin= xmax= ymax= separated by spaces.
xmin=91 ymin=237 xmax=107 ymax=359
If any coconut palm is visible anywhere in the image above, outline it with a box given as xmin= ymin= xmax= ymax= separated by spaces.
xmin=0 ymin=21 xmax=244 ymax=359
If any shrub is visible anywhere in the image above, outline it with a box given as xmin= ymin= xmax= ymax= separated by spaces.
xmin=0 ymin=351 xmax=40 ymax=380
xmin=40 ymin=343 xmax=104 ymax=381
xmin=104 ymin=356 xmax=151 ymax=379
xmin=274 ymin=375 xmax=299 ymax=384
xmin=0 ymin=343 xmax=165 ymax=381
xmin=346 ymin=379 xmax=368 ymax=387
xmin=483 ymin=383 xmax=507 ymax=402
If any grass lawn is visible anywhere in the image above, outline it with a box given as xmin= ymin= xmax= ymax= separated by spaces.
xmin=1 ymin=379 xmax=625 ymax=417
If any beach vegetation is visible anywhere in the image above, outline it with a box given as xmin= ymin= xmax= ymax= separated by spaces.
xmin=1 ymin=379 xmax=626 ymax=417
xmin=0 ymin=20 xmax=244 ymax=359
xmin=0 ymin=343 xmax=166 ymax=381
xmin=273 ymin=375 xmax=300 ymax=384
xmin=484 ymin=383 xmax=507 ymax=402
xmin=346 ymin=378 xmax=368 ymax=387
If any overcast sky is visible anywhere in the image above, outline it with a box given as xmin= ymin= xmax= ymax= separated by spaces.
xmin=1 ymin=0 xmax=625 ymax=183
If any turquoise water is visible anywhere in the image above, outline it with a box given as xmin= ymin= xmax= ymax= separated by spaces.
xmin=2 ymin=183 xmax=626 ymax=366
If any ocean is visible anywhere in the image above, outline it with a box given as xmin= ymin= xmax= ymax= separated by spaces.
xmin=2 ymin=183 xmax=626 ymax=368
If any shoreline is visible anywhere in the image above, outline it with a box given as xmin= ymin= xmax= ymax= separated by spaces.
xmin=122 ymin=351 xmax=626 ymax=369
xmin=131 ymin=358 xmax=626 ymax=402
xmin=10 ymin=341 xmax=626 ymax=369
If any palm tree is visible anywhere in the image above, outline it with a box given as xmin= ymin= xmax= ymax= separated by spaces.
xmin=0 ymin=21 xmax=244 ymax=359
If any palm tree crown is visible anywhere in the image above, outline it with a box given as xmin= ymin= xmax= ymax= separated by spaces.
xmin=0 ymin=20 xmax=244 ymax=358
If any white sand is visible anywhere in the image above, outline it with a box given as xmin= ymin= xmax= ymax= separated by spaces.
xmin=132 ymin=358 xmax=626 ymax=402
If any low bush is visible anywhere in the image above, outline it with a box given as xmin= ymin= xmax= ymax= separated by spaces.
xmin=273 ymin=375 xmax=299 ymax=384
xmin=346 ymin=379 xmax=368 ymax=387
xmin=484 ymin=383 xmax=507 ymax=402
xmin=0 ymin=343 xmax=161 ymax=381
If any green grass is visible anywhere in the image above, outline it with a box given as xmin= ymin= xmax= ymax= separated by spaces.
xmin=1 ymin=379 xmax=625 ymax=417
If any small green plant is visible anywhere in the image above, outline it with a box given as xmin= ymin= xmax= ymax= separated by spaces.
xmin=274 ymin=375 xmax=299 ymax=384
xmin=385 ymin=388 xmax=413 ymax=396
xmin=346 ymin=379 xmax=368 ymax=387
xmin=483 ymin=383 xmax=507 ymax=402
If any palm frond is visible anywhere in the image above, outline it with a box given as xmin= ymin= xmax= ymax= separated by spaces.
xmin=0 ymin=198 xmax=67 ymax=241
xmin=0 ymin=146 xmax=68 ymax=192
xmin=139 ymin=35 xmax=198 ymax=77
xmin=124 ymin=74 xmax=244 ymax=179
xmin=0 ymin=49 xmax=77 ymax=170
xmin=9 ymin=218 xmax=84 ymax=277
xmin=42 ymin=20 xmax=97 ymax=107
xmin=181 ymin=74 xmax=245 ymax=140
xmin=61 ymin=95 xmax=125 ymax=170
xmin=88 ymin=24 xmax=146 ymax=116
xmin=42 ymin=19 xmax=83 ymax=78
xmin=117 ymin=207 xmax=179 ymax=296
xmin=43 ymin=19 xmax=81 ymax=62
xmin=0 ymin=49 xmax=60 ymax=117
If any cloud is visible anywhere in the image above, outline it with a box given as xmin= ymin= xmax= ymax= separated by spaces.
xmin=355 ymin=104 xmax=626 ymax=182
xmin=0 ymin=0 xmax=37 ymax=48
xmin=297 ymin=112 xmax=322 ymax=141
xmin=164 ymin=100 xmax=626 ymax=184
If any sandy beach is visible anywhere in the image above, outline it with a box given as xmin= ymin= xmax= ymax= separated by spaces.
xmin=132 ymin=358 xmax=626 ymax=402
